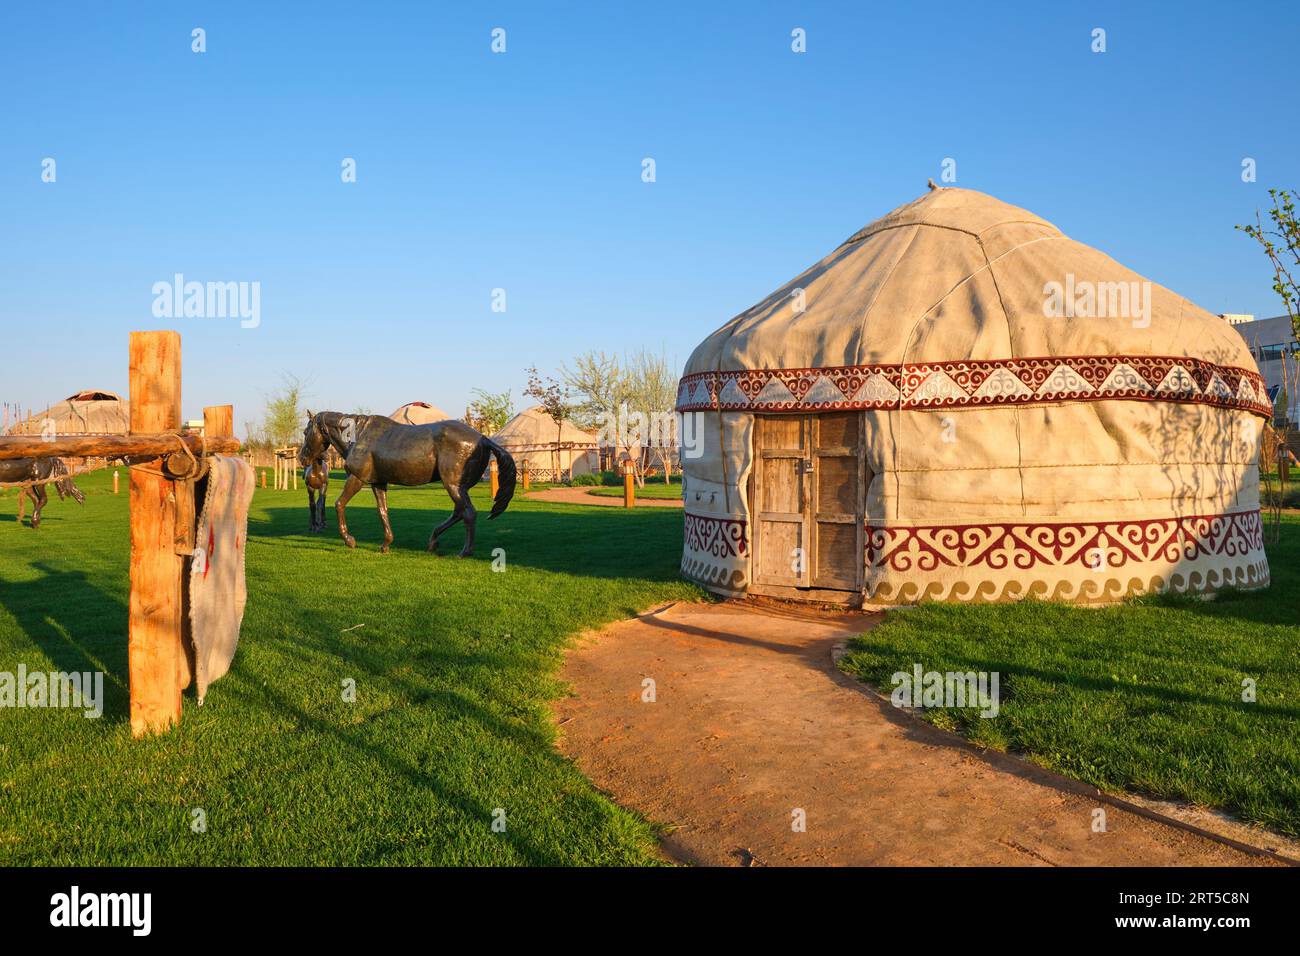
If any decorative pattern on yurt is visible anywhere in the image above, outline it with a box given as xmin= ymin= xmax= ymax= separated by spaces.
xmin=675 ymin=186 xmax=1271 ymax=604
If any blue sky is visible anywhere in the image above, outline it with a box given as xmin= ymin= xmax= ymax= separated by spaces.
xmin=2 ymin=1 xmax=1297 ymax=433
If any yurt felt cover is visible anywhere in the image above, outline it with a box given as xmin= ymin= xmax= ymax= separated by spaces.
xmin=676 ymin=187 xmax=1271 ymax=603
xmin=390 ymin=401 xmax=452 ymax=425
xmin=12 ymin=390 xmax=129 ymax=435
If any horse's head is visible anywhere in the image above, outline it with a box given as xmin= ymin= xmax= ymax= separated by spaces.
xmin=299 ymin=410 xmax=327 ymax=467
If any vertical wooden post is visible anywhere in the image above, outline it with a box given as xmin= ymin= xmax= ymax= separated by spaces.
xmin=113 ymin=469 xmax=119 ymax=494
xmin=128 ymin=331 xmax=184 ymax=737
xmin=489 ymin=456 xmax=499 ymax=499
xmin=521 ymin=460 xmax=530 ymax=491
xmin=204 ymin=405 xmax=233 ymax=441
xmin=623 ymin=463 xmax=635 ymax=509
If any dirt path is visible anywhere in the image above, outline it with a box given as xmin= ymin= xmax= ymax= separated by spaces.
xmin=555 ymin=601 xmax=1282 ymax=867
xmin=524 ymin=487 xmax=682 ymax=507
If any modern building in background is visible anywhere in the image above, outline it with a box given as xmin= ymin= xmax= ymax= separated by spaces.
xmin=1226 ymin=314 xmax=1299 ymax=425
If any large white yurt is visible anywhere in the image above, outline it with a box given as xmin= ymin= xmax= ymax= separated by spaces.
xmin=494 ymin=406 xmax=600 ymax=481
xmin=675 ymin=187 xmax=1272 ymax=605
xmin=8 ymin=389 xmax=129 ymax=436
xmin=389 ymin=401 xmax=452 ymax=425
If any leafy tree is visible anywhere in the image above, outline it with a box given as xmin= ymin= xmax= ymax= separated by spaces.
xmin=524 ymin=367 xmax=572 ymax=479
xmin=259 ymin=375 xmax=307 ymax=448
xmin=469 ymin=388 xmax=514 ymax=435
xmin=1238 ymin=188 xmax=1300 ymax=344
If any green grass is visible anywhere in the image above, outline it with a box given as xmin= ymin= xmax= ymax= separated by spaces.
xmin=0 ymin=469 xmax=701 ymax=865
xmin=586 ymin=480 xmax=682 ymax=500
xmin=838 ymin=514 xmax=1300 ymax=836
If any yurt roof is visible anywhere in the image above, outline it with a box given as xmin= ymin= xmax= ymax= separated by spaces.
xmin=13 ymin=389 xmax=129 ymax=435
xmin=494 ymin=406 xmax=599 ymax=448
xmin=389 ymin=401 xmax=452 ymax=425
xmin=678 ymin=186 xmax=1269 ymax=418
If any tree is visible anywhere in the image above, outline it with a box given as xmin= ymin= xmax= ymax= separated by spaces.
xmin=1238 ymin=188 xmax=1300 ymax=344
xmin=1238 ymin=188 xmax=1300 ymax=543
xmin=524 ymin=367 xmax=572 ymax=480
xmin=468 ymin=388 xmax=514 ymax=435
xmin=259 ymin=375 xmax=307 ymax=449
xmin=625 ymin=348 xmax=680 ymax=483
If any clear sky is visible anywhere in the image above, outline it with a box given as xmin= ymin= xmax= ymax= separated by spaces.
xmin=2 ymin=1 xmax=1297 ymax=434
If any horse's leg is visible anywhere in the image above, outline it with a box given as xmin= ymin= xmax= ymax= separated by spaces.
xmin=458 ymin=490 xmax=478 ymax=558
xmin=318 ymin=477 xmax=329 ymax=531
xmin=427 ymin=486 xmax=467 ymax=554
xmin=335 ymin=474 xmax=365 ymax=548
xmin=373 ymin=484 xmax=393 ymax=553
xmin=31 ymin=485 xmax=47 ymax=529
xmin=307 ymin=487 xmax=317 ymax=531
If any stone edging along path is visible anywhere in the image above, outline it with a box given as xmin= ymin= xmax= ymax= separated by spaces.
xmin=554 ymin=600 xmax=1296 ymax=867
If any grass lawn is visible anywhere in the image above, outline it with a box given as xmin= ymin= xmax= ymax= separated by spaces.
xmin=0 ymin=469 xmax=701 ymax=865
xmin=839 ymin=513 xmax=1300 ymax=837
xmin=586 ymin=480 xmax=682 ymax=500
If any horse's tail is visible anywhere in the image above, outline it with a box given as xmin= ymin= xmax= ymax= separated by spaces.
xmin=483 ymin=438 xmax=516 ymax=519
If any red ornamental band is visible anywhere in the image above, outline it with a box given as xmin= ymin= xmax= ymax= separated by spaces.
xmin=865 ymin=511 xmax=1264 ymax=573
xmin=675 ymin=354 xmax=1272 ymax=417
xmin=682 ymin=511 xmax=1265 ymax=573
xmin=683 ymin=513 xmax=748 ymax=558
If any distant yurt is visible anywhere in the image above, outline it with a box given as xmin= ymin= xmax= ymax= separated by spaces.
xmin=494 ymin=406 xmax=600 ymax=481
xmin=675 ymin=186 xmax=1272 ymax=605
xmin=390 ymin=401 xmax=452 ymax=425
xmin=8 ymin=389 xmax=129 ymax=436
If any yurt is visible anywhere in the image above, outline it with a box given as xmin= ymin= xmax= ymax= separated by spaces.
xmin=390 ymin=401 xmax=452 ymax=425
xmin=675 ymin=186 xmax=1272 ymax=605
xmin=494 ymin=406 xmax=600 ymax=481
xmin=8 ymin=389 xmax=129 ymax=436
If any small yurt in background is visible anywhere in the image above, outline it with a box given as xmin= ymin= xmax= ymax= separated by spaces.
xmin=7 ymin=389 xmax=129 ymax=436
xmin=675 ymin=186 xmax=1272 ymax=605
xmin=389 ymin=401 xmax=452 ymax=425
xmin=494 ymin=406 xmax=600 ymax=481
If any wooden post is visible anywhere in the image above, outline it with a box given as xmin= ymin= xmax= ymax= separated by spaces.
xmin=521 ymin=460 xmax=530 ymax=492
xmin=261 ymin=469 xmax=266 ymax=488
xmin=623 ymin=463 xmax=635 ymax=509
xmin=128 ymin=331 xmax=184 ymax=737
xmin=113 ymin=470 xmax=119 ymax=494
xmin=204 ymin=405 xmax=233 ymax=442
xmin=489 ymin=456 xmax=499 ymax=499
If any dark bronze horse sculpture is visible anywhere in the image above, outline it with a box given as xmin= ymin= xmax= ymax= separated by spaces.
xmin=300 ymin=411 xmax=516 ymax=556
xmin=1 ymin=457 xmax=86 ymax=528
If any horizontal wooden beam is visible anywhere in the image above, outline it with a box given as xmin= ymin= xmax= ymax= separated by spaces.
xmin=0 ymin=432 xmax=240 ymax=461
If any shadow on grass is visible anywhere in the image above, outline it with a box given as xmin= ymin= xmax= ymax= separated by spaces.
xmin=249 ymin=496 xmax=687 ymax=582
xmin=0 ymin=561 xmax=131 ymax=722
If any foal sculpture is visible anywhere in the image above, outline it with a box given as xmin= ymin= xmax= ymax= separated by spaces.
xmin=300 ymin=411 xmax=516 ymax=556
xmin=300 ymin=454 xmax=329 ymax=532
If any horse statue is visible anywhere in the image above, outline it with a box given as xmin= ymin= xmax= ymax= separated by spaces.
xmin=300 ymin=410 xmax=516 ymax=556
xmin=300 ymin=453 xmax=329 ymax=532
xmin=1 ymin=457 xmax=86 ymax=529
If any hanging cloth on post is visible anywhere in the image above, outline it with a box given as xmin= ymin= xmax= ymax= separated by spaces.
xmin=190 ymin=455 xmax=255 ymax=704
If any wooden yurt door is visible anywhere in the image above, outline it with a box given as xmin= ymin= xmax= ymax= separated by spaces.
xmin=752 ymin=413 xmax=864 ymax=592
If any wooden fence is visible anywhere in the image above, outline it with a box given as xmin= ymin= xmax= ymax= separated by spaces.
xmin=0 ymin=331 xmax=239 ymax=736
